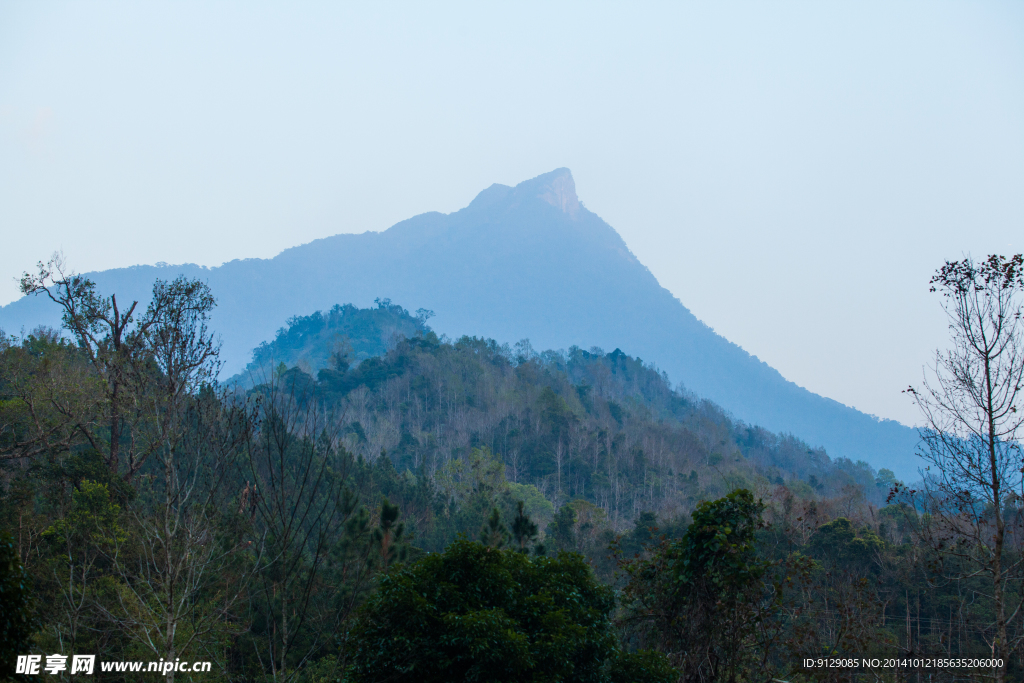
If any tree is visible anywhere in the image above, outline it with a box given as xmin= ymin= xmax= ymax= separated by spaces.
xmin=619 ymin=489 xmax=777 ymax=683
xmin=374 ymin=498 xmax=409 ymax=567
xmin=479 ymin=507 xmax=509 ymax=548
xmin=60 ymin=274 xmax=256 ymax=683
xmin=18 ymin=254 xmax=224 ymax=481
xmin=20 ymin=254 xmax=154 ymax=477
xmin=510 ymin=500 xmax=539 ymax=552
xmin=16 ymin=260 xmax=258 ymax=680
xmin=0 ymin=329 xmax=104 ymax=465
xmin=102 ymin=389 xmax=252 ymax=683
xmin=547 ymin=504 xmax=576 ymax=551
xmin=344 ymin=539 xmax=674 ymax=683
xmin=0 ymin=530 xmax=33 ymax=680
xmin=906 ymin=253 xmax=1024 ymax=682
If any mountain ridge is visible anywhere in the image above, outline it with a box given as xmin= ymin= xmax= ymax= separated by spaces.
xmin=0 ymin=168 xmax=921 ymax=479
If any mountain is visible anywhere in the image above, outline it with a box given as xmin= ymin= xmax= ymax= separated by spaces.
xmin=0 ymin=169 xmax=921 ymax=480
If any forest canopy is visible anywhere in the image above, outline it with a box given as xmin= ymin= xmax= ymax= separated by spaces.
xmin=3 ymin=257 xmax=1024 ymax=682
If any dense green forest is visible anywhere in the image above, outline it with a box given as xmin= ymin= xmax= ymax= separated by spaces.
xmin=2 ymin=255 xmax=1024 ymax=682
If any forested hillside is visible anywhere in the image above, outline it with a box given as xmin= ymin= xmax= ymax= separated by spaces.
xmin=242 ymin=300 xmax=432 ymax=379
xmin=3 ymin=271 xmax=1023 ymax=682
xmin=248 ymin=301 xmax=892 ymax=547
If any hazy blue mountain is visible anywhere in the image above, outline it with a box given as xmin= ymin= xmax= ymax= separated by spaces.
xmin=0 ymin=169 xmax=921 ymax=479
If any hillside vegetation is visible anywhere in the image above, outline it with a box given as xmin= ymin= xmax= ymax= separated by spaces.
xmin=241 ymin=299 xmax=432 ymax=379
xmin=252 ymin=301 xmax=892 ymax=548
xmin=3 ymin=268 xmax=1022 ymax=682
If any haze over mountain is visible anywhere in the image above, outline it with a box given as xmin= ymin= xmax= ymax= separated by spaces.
xmin=0 ymin=169 xmax=920 ymax=479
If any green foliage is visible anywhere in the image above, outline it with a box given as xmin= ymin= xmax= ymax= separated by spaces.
xmin=605 ymin=649 xmax=678 ymax=683
xmin=877 ymin=502 xmax=918 ymax=544
xmin=620 ymin=490 xmax=775 ymax=682
xmin=256 ymin=318 xmax=880 ymax=532
xmin=0 ymin=329 xmax=106 ymax=468
xmin=344 ymin=539 xmax=672 ymax=683
xmin=41 ymin=480 xmax=124 ymax=547
xmin=36 ymin=481 xmax=126 ymax=658
xmin=674 ymin=488 xmax=768 ymax=600
xmin=507 ymin=483 xmax=554 ymax=523
xmin=614 ymin=511 xmax=689 ymax=561
xmin=808 ymin=517 xmax=883 ymax=567
xmin=240 ymin=384 xmax=377 ymax=682
xmin=0 ymin=530 xmax=33 ymax=679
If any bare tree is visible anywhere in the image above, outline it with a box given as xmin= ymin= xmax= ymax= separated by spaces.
xmin=100 ymin=279 xmax=254 ymax=683
xmin=906 ymin=254 xmax=1024 ymax=682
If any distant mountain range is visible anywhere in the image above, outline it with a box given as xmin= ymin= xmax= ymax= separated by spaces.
xmin=0 ymin=169 xmax=921 ymax=480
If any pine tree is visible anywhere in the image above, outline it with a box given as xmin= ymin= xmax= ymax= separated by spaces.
xmin=374 ymin=498 xmax=408 ymax=568
xmin=479 ymin=508 xmax=509 ymax=548
xmin=510 ymin=501 xmax=538 ymax=553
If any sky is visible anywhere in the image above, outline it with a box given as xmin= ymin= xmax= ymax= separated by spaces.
xmin=1 ymin=1 xmax=1022 ymax=427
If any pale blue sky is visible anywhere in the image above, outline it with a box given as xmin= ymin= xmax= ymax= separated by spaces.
xmin=1 ymin=1 xmax=1022 ymax=426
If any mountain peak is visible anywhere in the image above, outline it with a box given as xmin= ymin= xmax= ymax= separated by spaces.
xmin=465 ymin=168 xmax=580 ymax=218
xmin=517 ymin=168 xmax=580 ymax=218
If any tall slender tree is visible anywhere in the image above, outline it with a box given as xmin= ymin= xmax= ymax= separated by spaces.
xmin=907 ymin=254 xmax=1024 ymax=682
